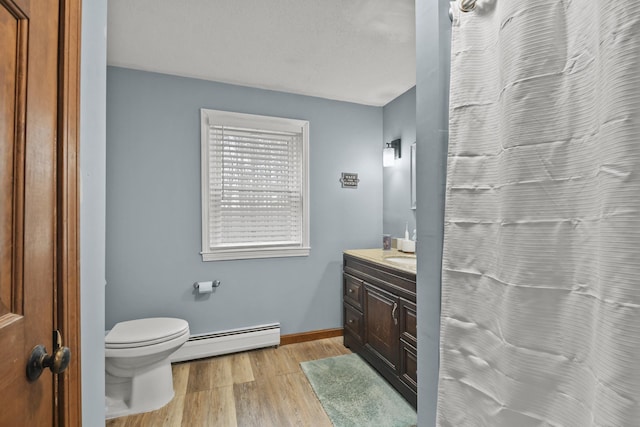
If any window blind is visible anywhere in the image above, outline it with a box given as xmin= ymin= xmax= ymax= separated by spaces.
xmin=207 ymin=124 xmax=304 ymax=249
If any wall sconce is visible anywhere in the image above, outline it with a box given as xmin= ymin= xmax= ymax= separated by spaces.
xmin=383 ymin=139 xmax=401 ymax=167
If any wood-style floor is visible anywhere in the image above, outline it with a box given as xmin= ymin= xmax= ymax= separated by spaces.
xmin=105 ymin=336 xmax=351 ymax=427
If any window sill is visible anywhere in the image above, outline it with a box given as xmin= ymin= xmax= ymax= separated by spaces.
xmin=201 ymin=247 xmax=310 ymax=261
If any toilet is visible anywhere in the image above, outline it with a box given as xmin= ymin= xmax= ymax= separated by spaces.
xmin=105 ymin=317 xmax=190 ymax=419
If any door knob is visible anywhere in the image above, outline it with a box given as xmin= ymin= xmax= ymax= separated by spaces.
xmin=26 ymin=330 xmax=71 ymax=381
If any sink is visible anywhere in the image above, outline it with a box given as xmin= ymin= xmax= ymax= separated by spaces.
xmin=384 ymin=256 xmax=417 ymax=267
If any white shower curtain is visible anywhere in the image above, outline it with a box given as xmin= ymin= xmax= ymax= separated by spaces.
xmin=437 ymin=1 xmax=640 ymax=426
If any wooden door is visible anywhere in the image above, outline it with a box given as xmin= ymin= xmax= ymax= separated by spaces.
xmin=0 ymin=0 xmax=81 ymax=425
xmin=364 ymin=284 xmax=399 ymax=371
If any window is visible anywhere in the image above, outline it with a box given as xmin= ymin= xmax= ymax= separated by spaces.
xmin=200 ymin=109 xmax=310 ymax=261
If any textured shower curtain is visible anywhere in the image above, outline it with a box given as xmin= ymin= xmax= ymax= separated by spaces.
xmin=437 ymin=1 xmax=640 ymax=426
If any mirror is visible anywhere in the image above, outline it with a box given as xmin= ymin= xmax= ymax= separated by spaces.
xmin=382 ymin=87 xmax=416 ymax=238
xmin=410 ymin=143 xmax=416 ymax=210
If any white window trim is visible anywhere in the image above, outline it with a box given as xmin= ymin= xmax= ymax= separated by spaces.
xmin=200 ymin=109 xmax=310 ymax=261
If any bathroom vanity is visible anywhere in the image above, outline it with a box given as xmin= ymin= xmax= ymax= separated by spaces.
xmin=342 ymin=249 xmax=417 ymax=408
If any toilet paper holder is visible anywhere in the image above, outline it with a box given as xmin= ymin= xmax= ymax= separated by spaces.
xmin=193 ymin=280 xmax=221 ymax=290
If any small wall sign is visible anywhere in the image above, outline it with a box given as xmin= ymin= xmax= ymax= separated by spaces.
xmin=340 ymin=173 xmax=359 ymax=189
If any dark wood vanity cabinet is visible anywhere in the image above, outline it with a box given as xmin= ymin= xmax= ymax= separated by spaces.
xmin=342 ymin=253 xmax=417 ymax=408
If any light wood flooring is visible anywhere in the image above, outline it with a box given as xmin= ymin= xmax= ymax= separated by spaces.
xmin=105 ymin=336 xmax=351 ymax=427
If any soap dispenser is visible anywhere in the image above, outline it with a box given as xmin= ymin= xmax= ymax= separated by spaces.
xmin=404 ymin=223 xmax=409 ymax=240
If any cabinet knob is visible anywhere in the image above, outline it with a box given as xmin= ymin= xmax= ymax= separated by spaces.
xmin=348 ymin=288 xmax=354 ymax=293
xmin=348 ymin=319 xmax=354 ymax=324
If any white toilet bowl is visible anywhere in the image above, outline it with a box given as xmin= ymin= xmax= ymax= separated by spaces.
xmin=105 ymin=317 xmax=190 ymax=419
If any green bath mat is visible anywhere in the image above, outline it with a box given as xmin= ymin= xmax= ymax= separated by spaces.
xmin=300 ymin=353 xmax=417 ymax=427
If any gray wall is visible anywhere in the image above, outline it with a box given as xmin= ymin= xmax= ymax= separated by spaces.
xmin=80 ymin=0 xmax=107 ymax=424
xmin=415 ymin=0 xmax=451 ymax=425
xmin=383 ymin=86 xmax=417 ymax=239
xmin=106 ymin=67 xmax=383 ymax=336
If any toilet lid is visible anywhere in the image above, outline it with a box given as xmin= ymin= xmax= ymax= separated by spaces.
xmin=105 ymin=317 xmax=189 ymax=348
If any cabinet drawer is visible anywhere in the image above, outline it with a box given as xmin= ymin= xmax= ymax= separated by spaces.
xmin=343 ymin=304 xmax=363 ymax=343
xmin=344 ymin=273 xmax=364 ymax=310
xmin=400 ymin=340 xmax=417 ymax=391
xmin=400 ymin=299 xmax=417 ymax=346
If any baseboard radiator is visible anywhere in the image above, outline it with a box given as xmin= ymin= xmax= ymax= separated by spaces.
xmin=170 ymin=323 xmax=280 ymax=363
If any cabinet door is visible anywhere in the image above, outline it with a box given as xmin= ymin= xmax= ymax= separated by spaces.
xmin=400 ymin=299 xmax=417 ymax=347
xmin=364 ymin=284 xmax=399 ymax=370
xmin=400 ymin=340 xmax=418 ymax=392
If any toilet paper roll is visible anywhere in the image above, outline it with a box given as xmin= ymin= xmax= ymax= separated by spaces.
xmin=196 ymin=281 xmax=214 ymax=294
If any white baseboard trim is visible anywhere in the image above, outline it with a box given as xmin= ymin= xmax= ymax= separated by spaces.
xmin=170 ymin=323 xmax=280 ymax=363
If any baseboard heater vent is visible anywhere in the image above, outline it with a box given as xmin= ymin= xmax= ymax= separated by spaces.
xmin=170 ymin=323 xmax=280 ymax=363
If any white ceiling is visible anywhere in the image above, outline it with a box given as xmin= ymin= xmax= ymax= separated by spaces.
xmin=107 ymin=0 xmax=416 ymax=107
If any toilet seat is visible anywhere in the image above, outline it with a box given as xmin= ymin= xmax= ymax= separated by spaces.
xmin=106 ymin=318 xmax=189 ymax=349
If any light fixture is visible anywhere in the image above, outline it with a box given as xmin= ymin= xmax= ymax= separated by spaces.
xmin=383 ymin=139 xmax=401 ymax=167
